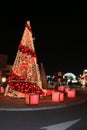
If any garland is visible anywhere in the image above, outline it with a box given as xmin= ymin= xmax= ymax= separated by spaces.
xmin=18 ymin=44 xmax=37 ymax=58
xmin=8 ymin=71 xmax=43 ymax=94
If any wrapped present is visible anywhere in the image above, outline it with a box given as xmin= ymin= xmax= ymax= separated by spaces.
xmin=25 ymin=93 xmax=40 ymax=105
xmin=52 ymin=92 xmax=64 ymax=102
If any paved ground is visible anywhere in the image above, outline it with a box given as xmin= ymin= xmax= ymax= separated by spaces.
xmin=0 ymin=89 xmax=87 ymax=111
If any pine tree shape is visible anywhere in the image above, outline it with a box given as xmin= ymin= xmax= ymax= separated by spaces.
xmin=5 ymin=21 xmax=43 ymax=98
xmin=40 ymin=62 xmax=48 ymax=89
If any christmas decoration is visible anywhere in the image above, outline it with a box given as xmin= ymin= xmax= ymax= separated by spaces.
xmin=0 ymin=87 xmax=5 ymax=93
xmin=67 ymin=89 xmax=76 ymax=98
xmin=52 ymin=92 xmax=64 ymax=102
xmin=4 ymin=21 xmax=43 ymax=98
xmin=25 ymin=93 xmax=40 ymax=105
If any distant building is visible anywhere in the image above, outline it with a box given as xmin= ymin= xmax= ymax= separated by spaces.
xmin=0 ymin=54 xmax=8 ymax=67
xmin=0 ymin=54 xmax=11 ymax=76
xmin=79 ymin=69 xmax=87 ymax=87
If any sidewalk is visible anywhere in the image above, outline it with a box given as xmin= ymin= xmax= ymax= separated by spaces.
xmin=0 ymin=91 xmax=87 ymax=111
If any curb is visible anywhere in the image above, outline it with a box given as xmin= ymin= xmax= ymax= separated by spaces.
xmin=0 ymin=99 xmax=87 ymax=111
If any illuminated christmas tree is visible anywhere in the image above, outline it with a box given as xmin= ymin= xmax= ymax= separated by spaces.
xmin=5 ymin=21 xmax=43 ymax=98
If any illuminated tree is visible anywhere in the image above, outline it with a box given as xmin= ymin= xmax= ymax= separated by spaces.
xmin=5 ymin=21 xmax=43 ymax=98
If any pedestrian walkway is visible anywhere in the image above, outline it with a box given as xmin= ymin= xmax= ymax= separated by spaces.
xmin=0 ymin=91 xmax=87 ymax=111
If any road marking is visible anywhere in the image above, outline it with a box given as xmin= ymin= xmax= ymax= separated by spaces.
xmin=41 ymin=119 xmax=80 ymax=130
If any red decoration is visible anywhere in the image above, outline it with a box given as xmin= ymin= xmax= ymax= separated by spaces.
xmin=18 ymin=44 xmax=37 ymax=58
xmin=25 ymin=93 xmax=40 ymax=105
xmin=67 ymin=90 xmax=76 ymax=98
xmin=65 ymin=87 xmax=70 ymax=93
xmin=52 ymin=92 xmax=64 ymax=102
xmin=25 ymin=21 xmax=32 ymax=33
xmin=58 ymin=86 xmax=65 ymax=92
xmin=8 ymin=71 xmax=43 ymax=94
xmin=0 ymin=87 xmax=5 ymax=93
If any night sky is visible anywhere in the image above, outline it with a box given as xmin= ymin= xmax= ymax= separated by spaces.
xmin=0 ymin=1 xmax=87 ymax=76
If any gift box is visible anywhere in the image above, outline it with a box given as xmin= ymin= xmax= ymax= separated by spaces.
xmin=67 ymin=89 xmax=76 ymax=98
xmin=52 ymin=92 xmax=64 ymax=102
xmin=58 ymin=86 xmax=65 ymax=92
xmin=0 ymin=87 xmax=5 ymax=93
xmin=25 ymin=93 xmax=40 ymax=105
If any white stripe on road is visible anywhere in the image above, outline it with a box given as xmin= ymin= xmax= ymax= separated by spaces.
xmin=41 ymin=119 xmax=81 ymax=130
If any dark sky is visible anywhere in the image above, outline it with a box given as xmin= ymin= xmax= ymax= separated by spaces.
xmin=0 ymin=1 xmax=87 ymax=76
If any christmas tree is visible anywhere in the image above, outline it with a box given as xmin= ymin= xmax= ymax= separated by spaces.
xmin=5 ymin=21 xmax=43 ymax=98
